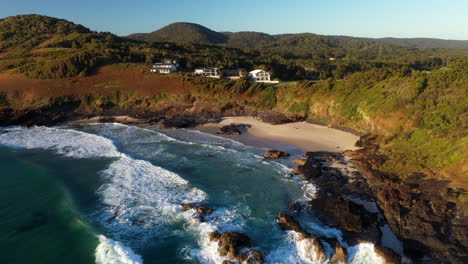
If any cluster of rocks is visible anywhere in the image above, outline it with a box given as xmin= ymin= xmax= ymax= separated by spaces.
xmin=285 ymin=151 xmax=404 ymax=263
xmin=209 ymin=231 xmax=264 ymax=264
xmin=181 ymin=204 xmax=264 ymax=263
xmin=288 ymin=141 xmax=467 ymax=264
xmin=216 ymin=123 xmax=251 ymax=135
xmin=277 ymin=212 xmax=345 ymax=263
xmin=262 ymin=150 xmax=290 ymax=160
xmin=158 ymin=115 xmax=221 ymax=129
xmin=181 ymin=203 xmax=214 ymax=222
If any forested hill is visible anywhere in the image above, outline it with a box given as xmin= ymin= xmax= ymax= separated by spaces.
xmin=0 ymin=14 xmax=92 ymax=50
xmin=1 ymin=14 xmax=467 ymax=81
xmin=335 ymin=36 xmax=468 ymax=50
xmin=127 ymin=22 xmax=228 ymax=44
xmin=127 ymin=21 xmax=468 ymax=50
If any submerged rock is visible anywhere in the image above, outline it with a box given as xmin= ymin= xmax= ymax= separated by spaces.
xmin=263 ymin=150 xmax=290 ymax=159
xmin=16 ymin=212 xmax=48 ymax=232
xmin=217 ymin=123 xmax=251 ymax=135
xmin=209 ymin=231 xmax=252 ymax=260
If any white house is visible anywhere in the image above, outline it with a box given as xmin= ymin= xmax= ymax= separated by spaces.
xmin=194 ymin=67 xmax=221 ymax=78
xmin=248 ymin=69 xmax=278 ymax=83
xmin=150 ymin=60 xmax=179 ymax=74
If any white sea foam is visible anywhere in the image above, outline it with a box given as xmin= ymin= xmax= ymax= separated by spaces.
xmin=0 ymin=125 xmax=207 ymax=260
xmin=347 ymin=243 xmax=386 ymax=264
xmin=95 ymin=235 xmax=143 ymax=264
xmin=0 ymin=126 xmax=120 ymax=158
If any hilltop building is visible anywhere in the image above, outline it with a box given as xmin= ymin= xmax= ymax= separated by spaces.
xmin=222 ymin=69 xmax=244 ymax=80
xmin=150 ymin=59 xmax=179 ymax=74
xmin=248 ymin=69 xmax=278 ymax=83
xmin=194 ymin=67 xmax=222 ymax=78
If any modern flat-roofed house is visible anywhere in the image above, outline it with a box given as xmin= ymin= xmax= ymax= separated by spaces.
xmin=150 ymin=59 xmax=179 ymax=74
xmin=222 ymin=69 xmax=244 ymax=80
xmin=194 ymin=67 xmax=221 ymax=78
xmin=248 ymin=69 xmax=271 ymax=82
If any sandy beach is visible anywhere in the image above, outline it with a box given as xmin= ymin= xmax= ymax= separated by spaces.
xmin=195 ymin=116 xmax=361 ymax=153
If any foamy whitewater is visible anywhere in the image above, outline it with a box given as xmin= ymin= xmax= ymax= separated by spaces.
xmin=0 ymin=124 xmax=391 ymax=264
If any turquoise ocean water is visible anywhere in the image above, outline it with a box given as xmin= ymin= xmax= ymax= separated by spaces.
xmin=0 ymin=123 xmax=387 ymax=264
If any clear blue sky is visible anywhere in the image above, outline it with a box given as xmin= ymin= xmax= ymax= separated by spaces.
xmin=1 ymin=0 xmax=467 ymax=39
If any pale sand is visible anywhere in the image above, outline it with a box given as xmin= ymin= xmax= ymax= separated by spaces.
xmin=195 ymin=116 xmax=360 ymax=153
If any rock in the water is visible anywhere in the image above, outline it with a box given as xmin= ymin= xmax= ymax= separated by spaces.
xmin=294 ymin=232 xmax=327 ymax=263
xmin=209 ymin=231 xmax=252 ymax=260
xmin=374 ymin=245 xmax=401 ymax=264
xmin=277 ymin=213 xmax=303 ymax=233
xmin=0 ymin=129 xmax=8 ymax=134
xmin=181 ymin=204 xmax=213 ymax=215
xmin=217 ymin=123 xmax=251 ymax=135
xmin=330 ymin=244 xmax=347 ymax=264
xmin=263 ymin=150 xmax=290 ymax=159
xmin=294 ymin=159 xmax=307 ymax=166
xmin=238 ymin=249 xmax=264 ymax=264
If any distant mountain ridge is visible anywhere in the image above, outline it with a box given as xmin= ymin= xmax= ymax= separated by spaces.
xmin=127 ymin=22 xmax=468 ymax=50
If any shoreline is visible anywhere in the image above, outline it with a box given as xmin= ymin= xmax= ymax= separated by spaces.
xmin=194 ymin=116 xmax=360 ymax=153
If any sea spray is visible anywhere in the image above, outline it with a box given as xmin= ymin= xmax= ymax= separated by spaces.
xmin=95 ymin=235 xmax=143 ymax=264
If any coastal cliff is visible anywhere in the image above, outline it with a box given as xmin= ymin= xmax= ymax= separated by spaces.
xmin=0 ymin=61 xmax=466 ymax=264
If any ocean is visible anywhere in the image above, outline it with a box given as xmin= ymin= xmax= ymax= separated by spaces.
xmin=0 ymin=123 xmax=387 ymax=264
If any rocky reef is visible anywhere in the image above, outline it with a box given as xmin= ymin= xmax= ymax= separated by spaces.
xmin=289 ymin=140 xmax=467 ymax=264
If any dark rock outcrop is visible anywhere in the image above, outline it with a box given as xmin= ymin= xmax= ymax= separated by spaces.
xmin=181 ymin=204 xmax=213 ymax=215
xmin=160 ymin=115 xmax=201 ymax=129
xmin=276 ymin=213 xmax=327 ymax=262
xmin=181 ymin=204 xmax=213 ymax=222
xmin=209 ymin=231 xmax=252 ymax=260
xmin=0 ymin=99 xmax=82 ymax=127
xmin=277 ymin=213 xmax=304 ymax=234
xmin=217 ymin=123 xmax=251 ymax=135
xmin=258 ymin=112 xmax=306 ymax=125
xmin=374 ymin=245 xmax=402 ymax=264
xmin=309 ymin=195 xmax=381 ymax=244
xmin=263 ymin=150 xmax=290 ymax=159
xmin=349 ymin=135 xmax=468 ymax=263
xmin=330 ymin=244 xmax=347 ymax=264
xmin=238 ymin=249 xmax=264 ymax=264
